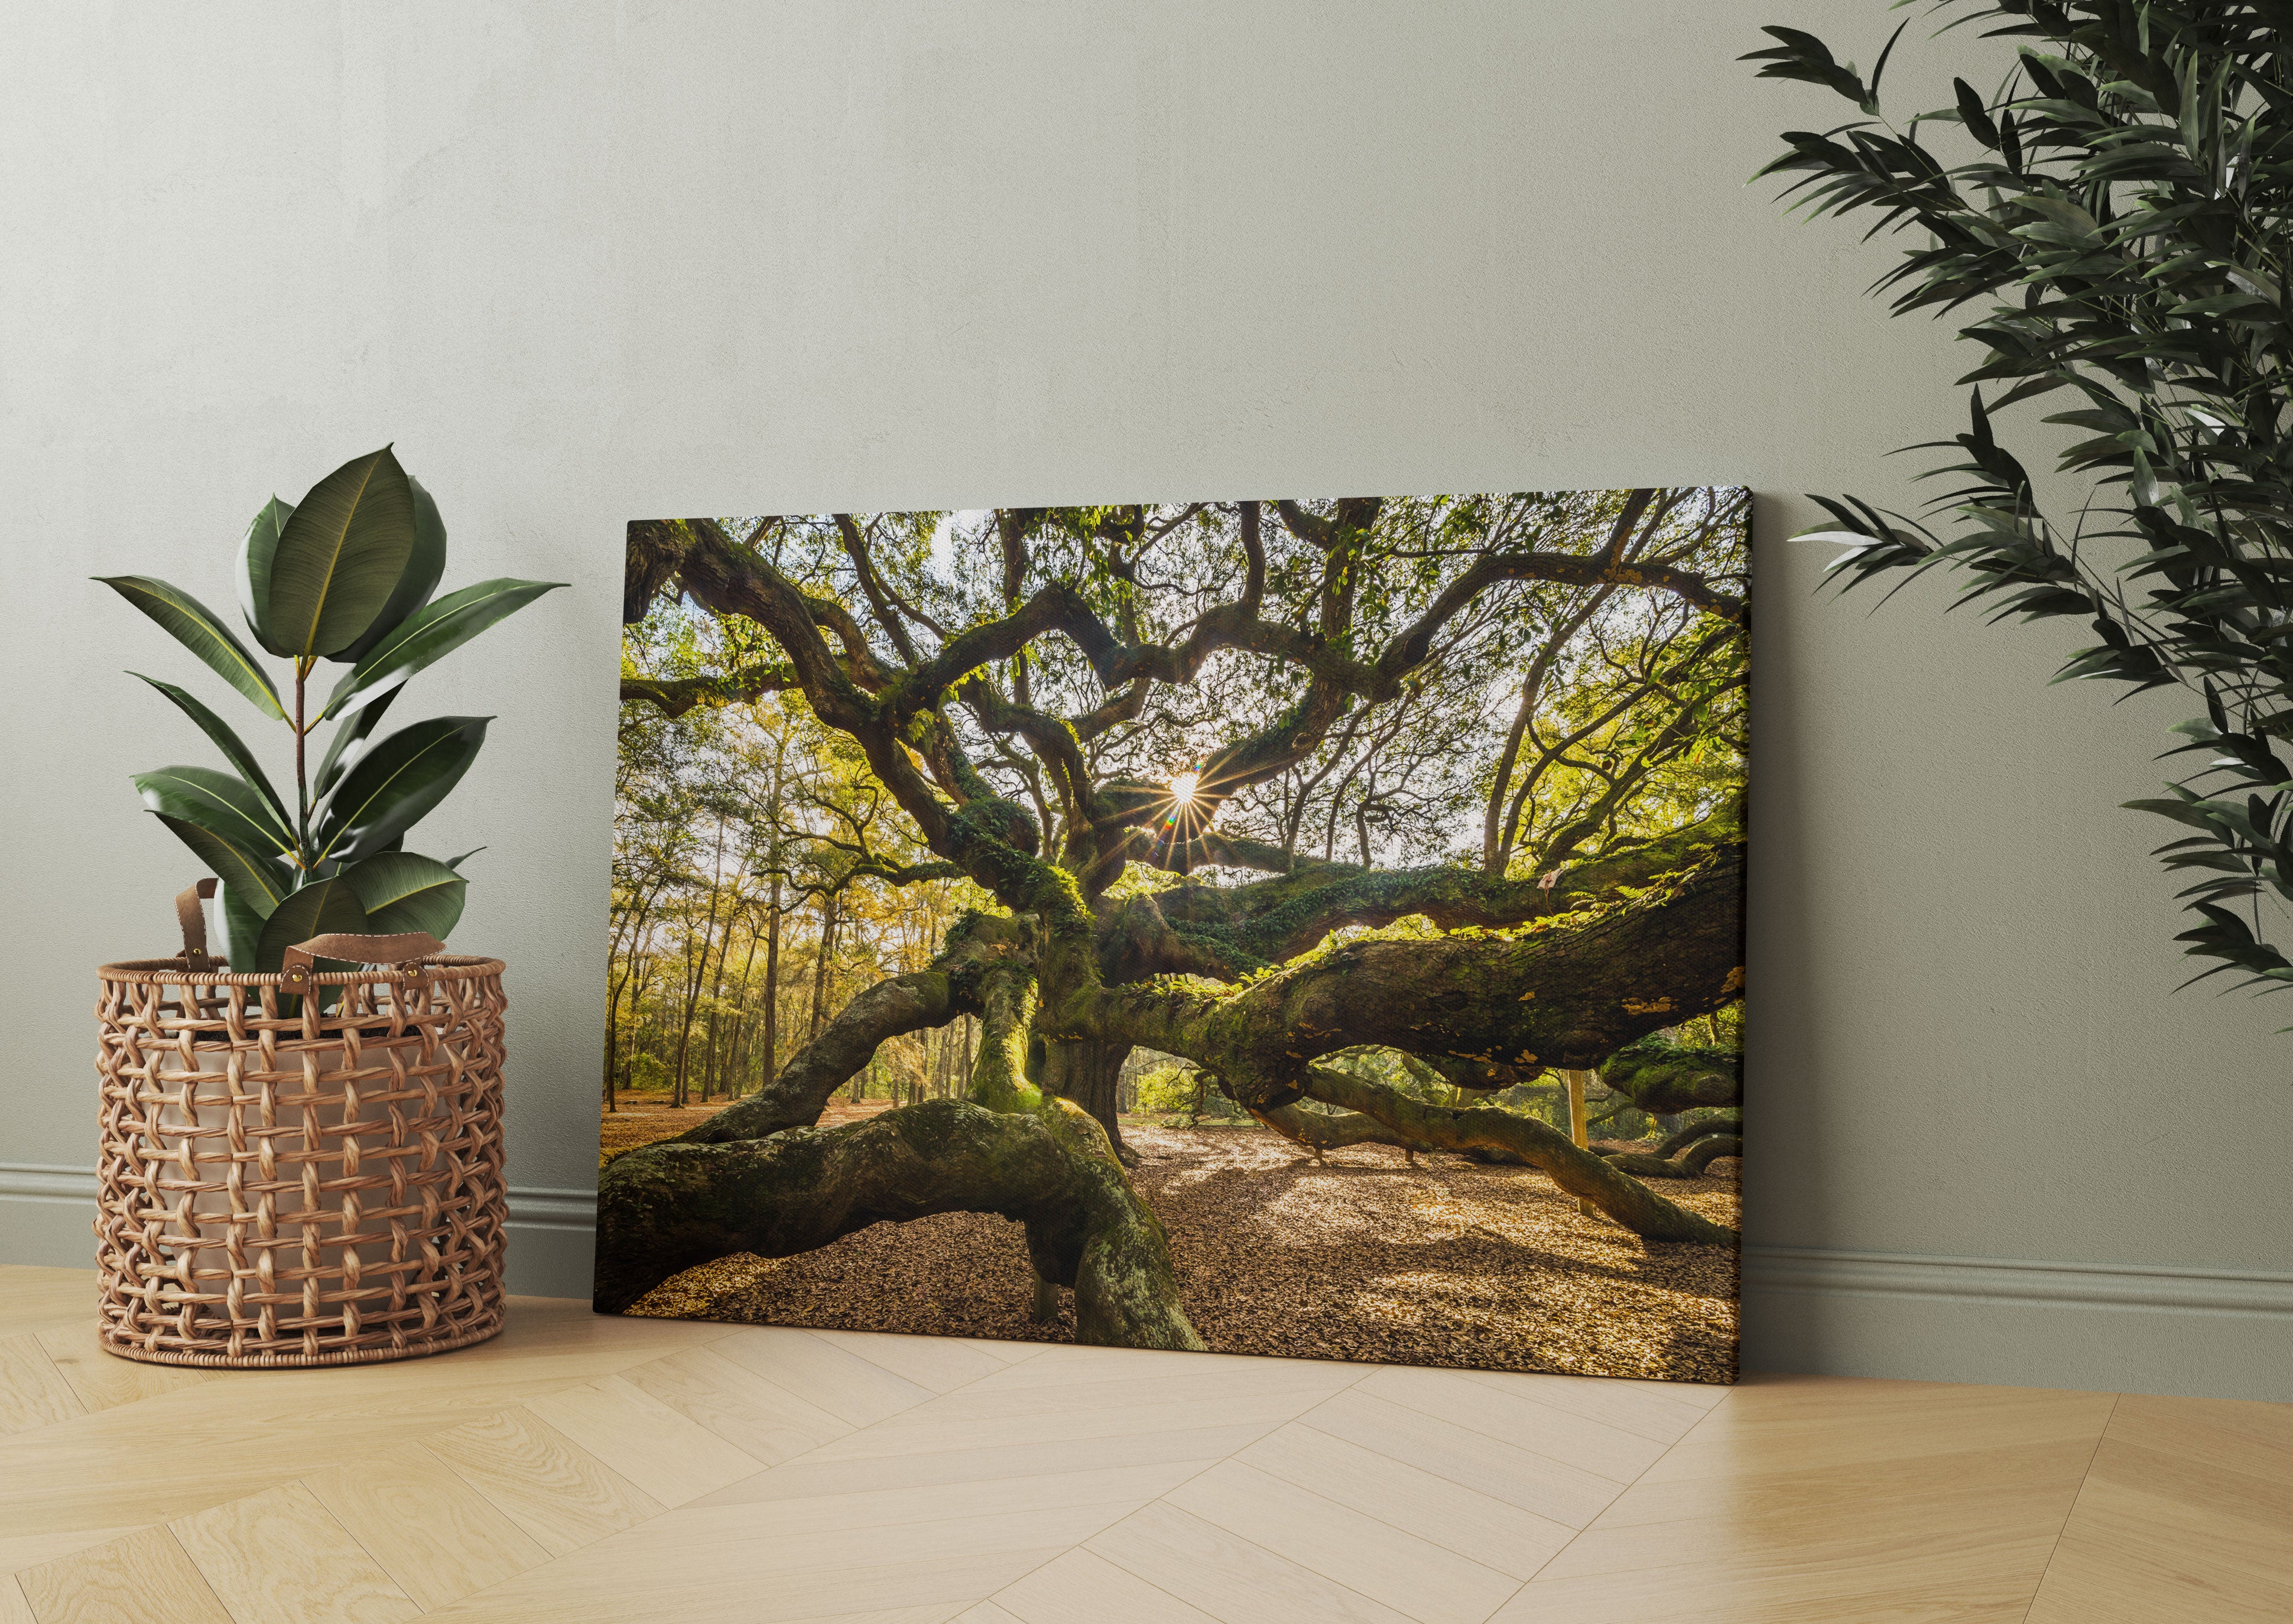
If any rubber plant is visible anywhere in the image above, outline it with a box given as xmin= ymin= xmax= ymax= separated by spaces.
xmin=100 ymin=447 xmax=564 ymax=970
xmin=1746 ymin=4 xmax=2293 ymax=998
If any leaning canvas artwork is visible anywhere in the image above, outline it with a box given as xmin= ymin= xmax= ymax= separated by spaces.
xmin=597 ymin=490 xmax=1747 ymax=1383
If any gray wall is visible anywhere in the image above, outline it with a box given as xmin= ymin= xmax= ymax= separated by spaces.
xmin=5 ymin=3 xmax=2285 ymax=1401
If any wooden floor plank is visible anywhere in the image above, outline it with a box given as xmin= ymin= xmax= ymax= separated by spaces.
xmin=17 ymin=1527 xmax=233 ymax=1624
xmin=1506 ymin=1376 xmax=2115 ymax=1624
xmin=709 ymin=1327 xmax=938 ymax=1428
xmin=35 ymin=1331 xmax=213 ymax=1416
xmin=421 ymin=1409 xmax=666 ymax=1557
xmin=619 ymin=1344 xmax=853 ymax=1467
xmin=170 ymin=1482 xmax=418 ymax=1624
xmin=0 ymin=1271 xmax=99 ymax=1337
xmin=1291 ymin=1388 xmax=1626 ymax=1529
xmin=1164 ymin=1459 xmax=1521 ymax=1624
xmin=1236 ymin=1420 xmax=1573 ymax=1581
xmin=1356 ymin=1365 xmax=1670 ymax=1486
xmin=0 ymin=1336 xmax=84 ymax=1437
xmin=304 ymin=1442 xmax=554 ymax=1610
xmin=0 ymin=1577 xmax=28 ymax=1624
xmin=953 ymin=1603 xmax=1028 ymax=1624
xmin=995 ymin=1548 xmax=1221 ymax=1624
xmin=1449 ymin=1366 xmax=1724 ymax=1444
xmin=523 ymin=1376 xmax=767 ymax=1506
xmin=1089 ymin=1499 xmax=1414 ymax=1624
xmin=808 ymin=1329 xmax=1015 ymax=1395
xmin=419 ymin=1495 xmax=1105 ymax=1623
xmin=2025 ymin=1427 xmax=2293 ymax=1623
xmin=695 ymin=1423 xmax=1264 ymax=1509
xmin=800 ymin=1388 xmax=1332 ymax=1465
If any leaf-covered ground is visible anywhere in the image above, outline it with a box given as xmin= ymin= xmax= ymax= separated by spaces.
xmin=616 ymin=1113 xmax=1740 ymax=1385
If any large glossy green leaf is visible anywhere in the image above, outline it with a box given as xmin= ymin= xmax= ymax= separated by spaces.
xmin=131 ymin=674 xmax=290 ymax=827
xmin=254 ymin=876 xmax=371 ymax=976
xmin=151 ymin=814 xmax=291 ymax=915
xmin=135 ymin=765 xmax=295 ymax=858
xmin=319 ymin=577 xmax=566 ymax=721
xmin=235 ymin=496 xmax=295 ymax=655
xmin=334 ymin=474 xmax=450 ymax=665
xmin=268 ymin=447 xmax=417 ymax=659
xmin=312 ymin=685 xmax=401 ymax=799
xmin=96 ymin=577 xmax=286 ymax=720
xmin=340 ymin=850 xmax=467 ymax=939
xmin=313 ymin=715 xmax=490 ymax=863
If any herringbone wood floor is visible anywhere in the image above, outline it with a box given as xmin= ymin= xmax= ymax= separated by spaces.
xmin=0 ymin=1265 xmax=2284 ymax=1622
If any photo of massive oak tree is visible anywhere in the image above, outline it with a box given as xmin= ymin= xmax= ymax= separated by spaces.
xmin=599 ymin=489 xmax=1747 ymax=1382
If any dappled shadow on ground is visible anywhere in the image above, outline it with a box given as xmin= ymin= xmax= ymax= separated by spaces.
xmin=623 ymin=1120 xmax=1739 ymax=1383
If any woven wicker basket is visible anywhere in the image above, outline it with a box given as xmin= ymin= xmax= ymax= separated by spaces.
xmin=92 ymin=884 xmax=509 ymax=1368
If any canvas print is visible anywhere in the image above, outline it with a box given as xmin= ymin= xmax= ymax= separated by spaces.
xmin=597 ymin=489 xmax=1746 ymax=1383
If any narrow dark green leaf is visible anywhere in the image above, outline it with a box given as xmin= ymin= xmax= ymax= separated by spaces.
xmin=320 ymin=577 xmax=566 ymax=722
xmin=268 ymin=446 xmax=417 ymax=658
xmin=340 ymin=850 xmax=467 ymax=939
xmin=313 ymin=715 xmax=490 ymax=863
xmin=96 ymin=577 xmax=286 ymax=719
xmin=131 ymin=674 xmax=290 ymax=827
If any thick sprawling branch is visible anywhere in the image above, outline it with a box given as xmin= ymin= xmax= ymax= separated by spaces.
xmin=1302 ymin=1069 xmax=1737 ymax=1245
xmin=1600 ymin=1040 xmax=1742 ymax=1114
xmin=620 ymin=665 xmax=798 ymax=720
xmin=1143 ymin=805 xmax=1743 ymax=977
xmin=650 ymin=914 xmax=1029 ymax=1148
xmin=1655 ymin=1112 xmax=1742 ymax=1159
xmin=1252 ymin=1100 xmax=1434 ymax=1161
xmin=595 ymin=1100 xmax=1204 ymax=1349
xmin=656 ymin=967 xmax=964 ymax=1148
xmin=1082 ymin=839 xmax=1745 ymax=1093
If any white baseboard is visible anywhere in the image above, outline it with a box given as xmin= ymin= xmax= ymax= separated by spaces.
xmin=1743 ymin=1244 xmax=2293 ymax=1316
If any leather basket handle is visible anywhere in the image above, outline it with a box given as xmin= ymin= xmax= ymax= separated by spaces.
xmin=280 ymin=931 xmax=447 ymax=988
xmin=175 ymin=880 xmax=219 ymax=972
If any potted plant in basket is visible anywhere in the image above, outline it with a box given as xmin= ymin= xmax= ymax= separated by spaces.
xmin=100 ymin=446 xmax=563 ymax=969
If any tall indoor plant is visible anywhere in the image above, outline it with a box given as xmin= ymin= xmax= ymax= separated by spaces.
xmin=102 ymin=446 xmax=562 ymax=969
xmin=1748 ymin=4 xmax=2293 ymax=998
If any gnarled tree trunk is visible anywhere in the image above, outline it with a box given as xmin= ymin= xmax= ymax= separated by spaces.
xmin=1038 ymin=1037 xmax=1132 ymax=1157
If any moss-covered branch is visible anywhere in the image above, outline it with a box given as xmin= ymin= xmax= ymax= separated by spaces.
xmin=1600 ymin=1038 xmax=1742 ymax=1114
xmin=619 ymin=665 xmax=798 ymax=720
xmin=595 ymin=1100 xmax=1204 ymax=1349
xmin=1081 ymin=839 xmax=1746 ymax=1099
xmin=644 ymin=967 xmax=962 ymax=1151
xmin=1655 ymin=1111 xmax=1742 ymax=1159
xmin=1145 ymin=801 xmax=1743 ymax=969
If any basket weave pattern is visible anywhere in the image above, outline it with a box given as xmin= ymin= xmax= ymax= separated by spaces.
xmin=93 ymin=957 xmax=509 ymax=1367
